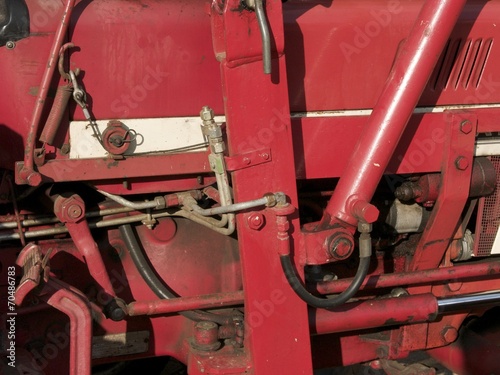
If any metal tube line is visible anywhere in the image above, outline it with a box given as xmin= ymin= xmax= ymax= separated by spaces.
xmin=190 ymin=195 xmax=273 ymax=216
xmin=320 ymin=0 xmax=468 ymax=227
xmin=127 ymin=290 xmax=245 ymax=316
xmin=317 ymin=261 xmax=500 ymax=294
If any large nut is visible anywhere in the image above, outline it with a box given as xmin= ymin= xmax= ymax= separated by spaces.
xmin=200 ymin=106 xmax=214 ymax=121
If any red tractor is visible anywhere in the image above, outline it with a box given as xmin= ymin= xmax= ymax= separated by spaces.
xmin=1 ymin=0 xmax=500 ymax=373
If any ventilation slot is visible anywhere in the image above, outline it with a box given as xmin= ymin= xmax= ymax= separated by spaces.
xmin=431 ymin=38 xmax=493 ymax=91
xmin=475 ymin=156 xmax=500 ymax=257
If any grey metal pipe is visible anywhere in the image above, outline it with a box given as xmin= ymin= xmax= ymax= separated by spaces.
xmin=438 ymin=291 xmax=500 ymax=313
xmin=190 ymin=196 xmax=271 ymax=216
xmin=254 ymin=0 xmax=271 ymax=74
xmin=0 ymin=206 xmax=135 ymax=230
xmin=96 ymin=189 xmax=166 ymax=210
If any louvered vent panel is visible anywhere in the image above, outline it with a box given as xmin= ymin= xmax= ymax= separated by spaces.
xmin=431 ymin=38 xmax=493 ymax=91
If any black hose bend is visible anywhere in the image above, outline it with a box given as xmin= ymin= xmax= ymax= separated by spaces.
xmin=119 ymin=224 xmax=231 ymax=324
xmin=280 ymin=255 xmax=371 ymax=309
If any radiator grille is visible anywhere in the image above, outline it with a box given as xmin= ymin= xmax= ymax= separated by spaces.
xmin=475 ymin=156 xmax=500 ymax=256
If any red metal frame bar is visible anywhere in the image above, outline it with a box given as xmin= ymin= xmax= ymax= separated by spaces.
xmin=311 ymin=293 xmax=438 ymax=335
xmin=16 ymin=151 xmax=212 ymax=184
xmin=127 ymin=291 xmax=244 ymax=316
xmin=316 ymin=261 xmax=500 ymax=295
xmin=320 ymin=0 xmax=467 ymax=227
xmin=410 ymin=112 xmax=477 ymax=271
xmin=19 ymin=0 xmax=77 ymax=186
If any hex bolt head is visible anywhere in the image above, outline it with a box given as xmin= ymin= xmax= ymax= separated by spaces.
xmin=332 ymin=238 xmax=353 ymax=258
xmin=247 ymin=213 xmax=265 ymax=230
xmin=455 ymin=156 xmax=469 ymax=170
xmin=327 ymin=234 xmax=354 ymax=260
xmin=460 ymin=120 xmax=472 ymax=134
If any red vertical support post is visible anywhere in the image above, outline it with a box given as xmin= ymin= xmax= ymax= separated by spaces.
xmin=320 ymin=0 xmax=467 ymax=228
xmin=211 ymin=0 xmax=313 ymax=373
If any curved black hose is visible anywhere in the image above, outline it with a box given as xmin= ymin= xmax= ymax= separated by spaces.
xmin=119 ymin=224 xmax=231 ymax=324
xmin=280 ymin=255 xmax=371 ymax=309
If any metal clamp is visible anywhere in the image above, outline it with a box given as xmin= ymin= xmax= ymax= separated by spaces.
xmin=69 ymin=70 xmax=92 ymax=121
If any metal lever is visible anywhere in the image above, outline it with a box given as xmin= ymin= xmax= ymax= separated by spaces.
xmin=246 ymin=0 xmax=271 ymax=74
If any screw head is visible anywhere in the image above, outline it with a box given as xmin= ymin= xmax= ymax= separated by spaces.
xmin=455 ymin=156 xmax=469 ymax=170
xmin=460 ymin=120 xmax=472 ymax=134
xmin=6 ymin=41 xmax=15 ymax=49
xmin=260 ymin=152 xmax=270 ymax=160
xmin=242 ymin=157 xmax=251 ymax=165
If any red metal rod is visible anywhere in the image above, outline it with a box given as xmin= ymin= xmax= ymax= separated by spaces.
xmin=317 ymin=261 xmax=500 ymax=295
xmin=127 ymin=290 xmax=245 ymax=316
xmin=320 ymin=0 xmax=467 ymax=227
xmin=66 ymin=221 xmax=116 ymax=298
xmin=311 ymin=293 xmax=438 ymax=335
xmin=43 ymin=279 xmax=92 ymax=375
xmin=19 ymin=0 xmax=76 ymax=186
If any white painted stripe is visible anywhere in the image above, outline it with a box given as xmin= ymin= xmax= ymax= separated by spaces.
xmin=69 ymin=117 xmax=223 ymax=159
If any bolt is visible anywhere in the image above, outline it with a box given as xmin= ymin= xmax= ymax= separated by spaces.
xmin=192 ymin=321 xmax=221 ymax=352
xmin=455 ymin=156 xmax=469 ymax=170
xmin=442 ymin=326 xmax=458 ymax=344
xmin=243 ymin=157 xmax=251 ymax=165
xmin=247 ymin=213 xmax=265 ymax=230
xmin=330 ymin=237 xmax=354 ymax=259
xmin=260 ymin=152 xmax=270 ymax=160
xmin=460 ymin=120 xmax=472 ymax=134
xmin=6 ymin=41 xmax=15 ymax=49
xmin=67 ymin=204 xmax=83 ymax=219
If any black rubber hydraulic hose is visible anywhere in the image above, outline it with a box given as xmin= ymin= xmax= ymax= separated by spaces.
xmin=280 ymin=227 xmax=372 ymax=309
xmin=280 ymin=255 xmax=370 ymax=309
xmin=119 ymin=224 xmax=230 ymax=324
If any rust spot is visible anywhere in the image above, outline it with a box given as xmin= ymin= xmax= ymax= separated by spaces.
xmin=107 ymin=160 xmax=119 ymax=169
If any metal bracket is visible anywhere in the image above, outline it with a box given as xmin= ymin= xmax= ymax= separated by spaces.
xmin=224 ymin=148 xmax=272 ymax=171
